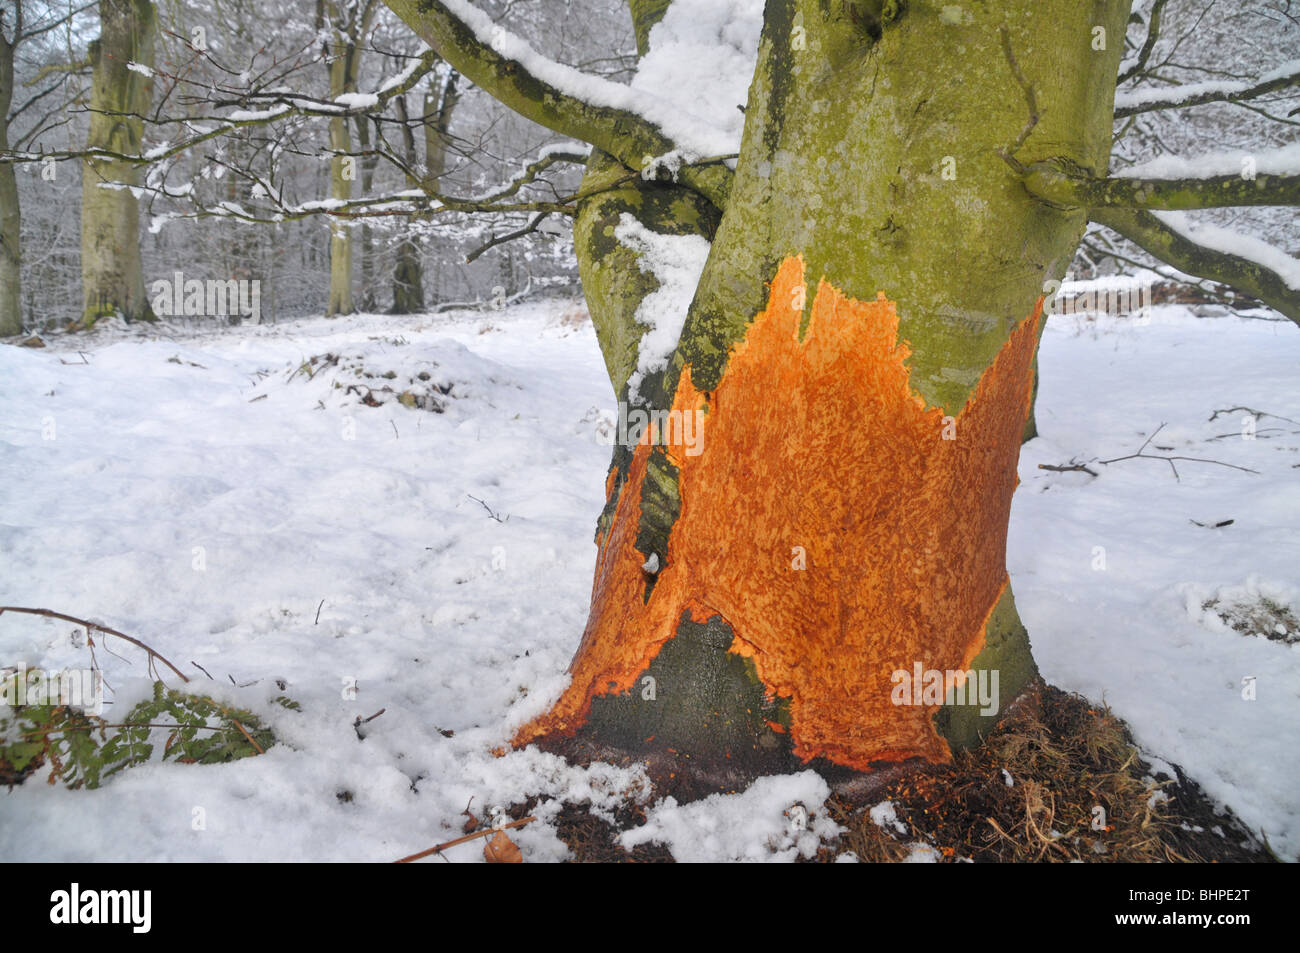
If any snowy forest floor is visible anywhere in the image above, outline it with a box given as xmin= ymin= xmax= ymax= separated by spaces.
xmin=1 ymin=297 xmax=1297 ymax=862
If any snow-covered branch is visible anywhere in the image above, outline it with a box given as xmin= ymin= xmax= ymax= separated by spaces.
xmin=135 ymin=142 xmax=604 ymax=232
xmin=1091 ymin=207 xmax=1300 ymax=326
xmin=1114 ymin=59 xmax=1300 ymax=118
xmin=382 ymin=0 xmax=734 ymax=209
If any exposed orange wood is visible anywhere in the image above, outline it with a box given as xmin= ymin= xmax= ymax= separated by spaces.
xmin=516 ymin=257 xmax=1042 ymax=769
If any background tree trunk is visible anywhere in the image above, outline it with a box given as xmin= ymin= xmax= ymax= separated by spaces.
xmin=390 ymin=93 xmax=424 ymax=313
xmin=0 ymin=15 xmax=21 ymax=335
xmin=325 ymin=41 xmax=356 ymax=316
xmin=80 ymin=0 xmax=155 ymax=325
xmin=390 ymin=67 xmax=457 ymax=313
xmin=420 ymin=68 xmax=458 ymax=193
xmin=353 ymin=112 xmax=377 ymax=312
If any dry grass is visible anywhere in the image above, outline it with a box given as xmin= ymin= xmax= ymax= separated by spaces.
xmin=547 ymin=303 xmax=591 ymax=334
xmin=1204 ymin=595 xmax=1298 ymax=645
xmin=830 ymin=683 xmax=1270 ymax=863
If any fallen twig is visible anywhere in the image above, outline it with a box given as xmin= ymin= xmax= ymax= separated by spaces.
xmin=1209 ymin=406 xmax=1300 ymax=426
xmin=1098 ymin=423 xmax=1259 ymax=482
xmin=1038 ymin=461 xmax=1098 ymax=477
xmin=1207 ymin=427 xmax=1297 ymax=441
xmin=353 ymin=707 xmax=386 ymax=739
xmin=394 ymin=816 xmax=536 ymax=863
xmin=0 ymin=607 xmax=189 ymax=683
xmin=467 ymin=494 xmax=508 ymax=523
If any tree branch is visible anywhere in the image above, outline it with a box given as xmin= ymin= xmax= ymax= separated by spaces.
xmin=465 ymin=211 xmax=548 ymax=262
xmin=1098 ymin=422 xmax=1259 ymax=482
xmin=1 ymin=47 xmax=442 ymax=169
xmin=22 ymin=58 xmax=90 ymax=86
xmin=1114 ymin=60 xmax=1300 ymax=117
xmin=1023 ymin=162 xmax=1300 ymax=210
xmin=1090 ymin=207 xmax=1300 ymax=326
xmin=0 ymin=606 xmax=189 ymax=684
xmin=381 ymin=0 xmax=731 ymax=209
xmin=1117 ymin=0 xmax=1170 ymax=85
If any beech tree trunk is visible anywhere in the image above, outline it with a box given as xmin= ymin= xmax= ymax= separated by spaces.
xmin=390 ymin=94 xmax=425 ymax=313
xmin=0 ymin=17 xmax=21 ymax=336
xmin=389 ymin=0 xmax=1129 ymax=791
xmin=390 ymin=70 xmax=458 ymax=313
xmin=80 ymin=0 xmax=155 ymax=325
xmin=326 ymin=44 xmax=356 ymax=316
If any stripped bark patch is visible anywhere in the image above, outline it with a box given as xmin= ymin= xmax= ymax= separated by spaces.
xmin=517 ymin=257 xmax=1042 ymax=771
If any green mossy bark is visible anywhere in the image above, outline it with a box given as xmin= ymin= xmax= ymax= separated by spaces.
xmin=934 ymin=585 xmax=1039 ymax=751
xmin=1024 ymin=162 xmax=1300 ymax=211
xmin=1092 ymin=206 xmax=1300 ymax=328
xmin=675 ymin=0 xmax=1125 ymax=410
xmin=573 ymin=150 xmax=720 ymax=397
xmin=387 ymin=0 xmax=731 ymax=208
xmin=80 ymin=0 xmax=156 ymax=326
xmin=1023 ymin=316 xmax=1049 ymax=442
xmin=583 ymin=613 xmax=795 ymax=778
xmin=627 ymin=0 xmax=671 ymax=55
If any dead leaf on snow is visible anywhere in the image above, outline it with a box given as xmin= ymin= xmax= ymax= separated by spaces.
xmin=483 ymin=831 xmax=522 ymax=863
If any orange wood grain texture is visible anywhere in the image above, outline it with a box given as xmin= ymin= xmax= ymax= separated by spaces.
xmin=516 ymin=256 xmax=1043 ymax=769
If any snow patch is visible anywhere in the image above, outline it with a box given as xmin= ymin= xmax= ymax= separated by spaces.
xmin=613 ymin=214 xmax=711 ymax=398
xmin=870 ymin=799 xmax=909 ymax=834
xmin=619 ymin=772 xmax=841 ymax=862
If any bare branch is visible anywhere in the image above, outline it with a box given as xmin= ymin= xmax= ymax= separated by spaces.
xmin=1023 ymin=162 xmax=1300 ymax=211
xmin=1098 ymin=423 xmax=1260 ymax=482
xmin=1117 ymin=0 xmax=1171 ymax=85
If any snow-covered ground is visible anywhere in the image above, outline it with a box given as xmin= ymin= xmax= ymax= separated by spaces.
xmin=1 ymin=298 xmax=1297 ymax=861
